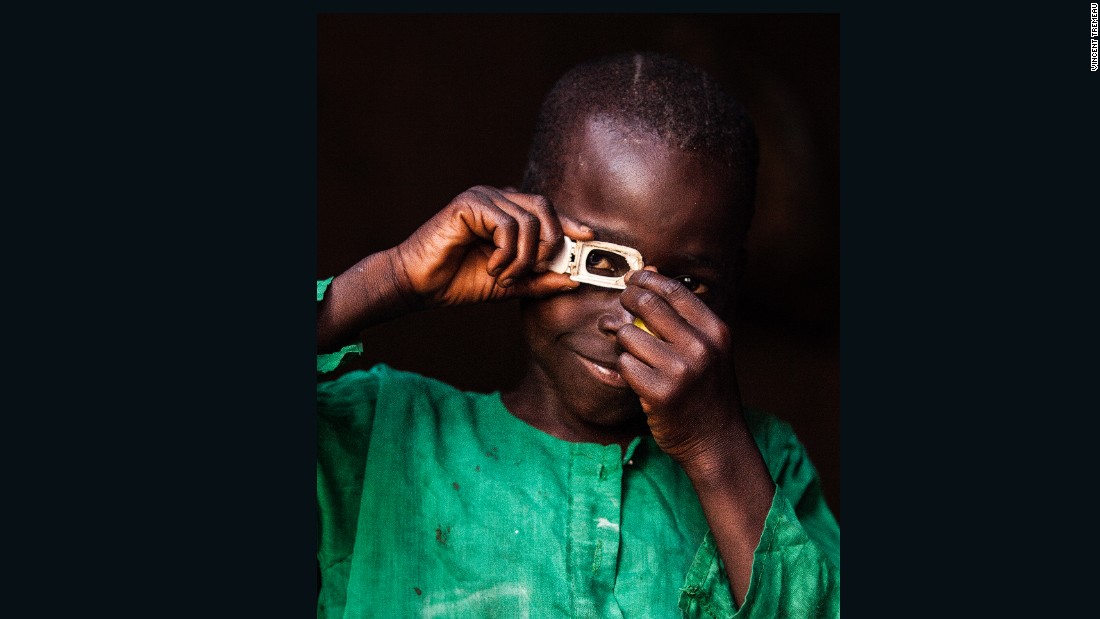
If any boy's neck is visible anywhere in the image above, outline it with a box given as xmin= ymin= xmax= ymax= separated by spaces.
xmin=500 ymin=365 xmax=650 ymax=453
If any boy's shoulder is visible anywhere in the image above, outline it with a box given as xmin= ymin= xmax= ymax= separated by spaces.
xmin=321 ymin=362 xmax=480 ymax=397
xmin=743 ymin=406 xmax=791 ymax=437
xmin=319 ymin=362 xmax=495 ymax=421
xmin=743 ymin=407 xmax=809 ymax=459
xmin=318 ymin=364 xmax=506 ymax=454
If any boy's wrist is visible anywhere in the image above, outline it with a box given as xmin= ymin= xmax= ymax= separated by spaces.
xmin=318 ymin=249 xmax=423 ymax=352
xmin=675 ymin=416 xmax=757 ymax=489
xmin=381 ymin=246 xmax=425 ymax=313
xmin=676 ymin=431 xmax=738 ymax=487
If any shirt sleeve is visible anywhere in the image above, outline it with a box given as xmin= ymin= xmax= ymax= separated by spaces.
xmin=317 ymin=278 xmax=364 ymax=374
xmin=316 ymin=363 xmax=388 ymax=614
xmin=678 ymin=413 xmax=840 ymax=619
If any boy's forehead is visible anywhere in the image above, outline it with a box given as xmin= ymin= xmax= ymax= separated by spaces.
xmin=550 ymin=121 xmax=740 ymax=271
xmin=557 ymin=116 xmax=742 ymax=230
xmin=575 ymin=221 xmax=640 ymax=250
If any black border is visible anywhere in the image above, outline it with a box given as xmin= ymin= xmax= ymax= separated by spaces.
xmin=17 ymin=2 xmax=1098 ymax=615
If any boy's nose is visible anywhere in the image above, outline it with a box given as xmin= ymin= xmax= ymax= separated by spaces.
xmin=596 ymin=291 xmax=635 ymax=336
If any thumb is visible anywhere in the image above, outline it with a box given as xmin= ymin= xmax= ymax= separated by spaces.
xmin=560 ymin=216 xmax=595 ymax=242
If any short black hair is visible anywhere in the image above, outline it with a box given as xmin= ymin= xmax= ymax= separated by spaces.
xmin=521 ymin=51 xmax=759 ymax=234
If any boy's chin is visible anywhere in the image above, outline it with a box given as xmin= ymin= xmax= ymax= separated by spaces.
xmin=572 ymin=397 xmax=648 ymax=433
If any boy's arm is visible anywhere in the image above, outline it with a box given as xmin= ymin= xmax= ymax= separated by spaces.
xmin=679 ymin=438 xmax=840 ymax=618
xmin=317 ymin=249 xmax=415 ymax=353
xmin=317 ymin=186 xmax=594 ymax=353
xmin=613 ymin=268 xmax=815 ymax=609
xmin=679 ymin=421 xmax=776 ymax=609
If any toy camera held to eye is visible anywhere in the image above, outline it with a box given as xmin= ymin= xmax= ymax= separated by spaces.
xmin=546 ymin=237 xmax=644 ymax=290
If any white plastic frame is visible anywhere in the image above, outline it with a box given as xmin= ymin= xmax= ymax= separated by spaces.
xmin=546 ymin=237 xmax=645 ymax=289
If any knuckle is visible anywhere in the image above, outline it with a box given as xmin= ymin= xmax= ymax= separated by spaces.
xmin=494 ymin=235 xmax=516 ymax=256
xmin=539 ymin=232 xmax=560 ymax=247
xmin=618 ymin=351 xmax=633 ymax=372
xmin=516 ymin=211 xmax=539 ymax=228
xmin=712 ymin=322 xmax=733 ymax=351
xmin=635 ymin=290 xmax=660 ymax=310
xmin=658 ymin=277 xmax=685 ymax=297
xmin=651 ymin=379 xmax=672 ymax=403
xmin=498 ymin=217 xmax=518 ymax=234
xmin=529 ymin=194 xmax=552 ymax=211
xmin=448 ymin=192 xmax=471 ymax=209
xmin=670 ymin=357 xmax=691 ymax=383
xmin=458 ymin=187 xmax=483 ymax=202
xmin=686 ymin=339 xmax=710 ymax=364
xmin=660 ymin=376 xmax=684 ymax=402
xmin=458 ymin=188 xmax=491 ymax=208
xmin=513 ymin=248 xmax=536 ymax=264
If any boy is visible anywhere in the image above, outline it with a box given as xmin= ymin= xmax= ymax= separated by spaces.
xmin=316 ymin=51 xmax=839 ymax=618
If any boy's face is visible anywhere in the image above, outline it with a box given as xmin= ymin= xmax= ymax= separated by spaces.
xmin=520 ymin=115 xmax=748 ymax=432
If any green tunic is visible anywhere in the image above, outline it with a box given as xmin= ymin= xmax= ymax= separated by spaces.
xmin=316 ymin=281 xmax=839 ymax=618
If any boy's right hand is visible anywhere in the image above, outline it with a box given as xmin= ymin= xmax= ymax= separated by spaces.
xmin=391 ymin=186 xmax=594 ymax=308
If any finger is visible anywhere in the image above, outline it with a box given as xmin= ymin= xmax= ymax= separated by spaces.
xmin=618 ymin=276 xmax=698 ymax=346
xmin=508 ymin=271 xmax=582 ymax=298
xmin=617 ymin=352 xmax=666 ymax=405
xmin=595 ymin=302 xmax=683 ymax=384
xmin=456 ymin=186 xmax=537 ymax=284
xmin=602 ymin=291 xmax=714 ymax=403
xmin=623 ymin=269 xmax=726 ymax=346
xmin=612 ymin=317 xmax=676 ymax=369
xmin=502 ymin=191 xmax=563 ymax=272
xmin=474 ymin=188 xmax=543 ymax=287
xmin=537 ymin=215 xmax=597 ymax=278
xmin=620 ymin=322 xmax=714 ymax=415
xmin=453 ymin=192 xmax=517 ymax=278
xmin=560 ymin=216 xmax=596 ymax=242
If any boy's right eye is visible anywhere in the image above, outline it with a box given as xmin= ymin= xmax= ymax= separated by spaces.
xmin=675 ymin=275 xmax=711 ymax=296
xmin=585 ymin=250 xmax=631 ymax=277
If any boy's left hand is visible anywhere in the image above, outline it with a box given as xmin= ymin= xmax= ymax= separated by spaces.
xmin=608 ymin=268 xmax=743 ymax=473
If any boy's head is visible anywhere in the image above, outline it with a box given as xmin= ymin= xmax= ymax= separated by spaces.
xmin=509 ymin=52 xmax=760 ymax=437
xmin=521 ymin=51 xmax=759 ymax=247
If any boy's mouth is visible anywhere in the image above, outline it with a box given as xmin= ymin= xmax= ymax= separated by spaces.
xmin=576 ymin=353 xmax=630 ymax=390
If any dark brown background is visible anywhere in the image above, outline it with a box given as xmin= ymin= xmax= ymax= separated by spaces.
xmin=317 ymin=13 xmax=840 ymax=520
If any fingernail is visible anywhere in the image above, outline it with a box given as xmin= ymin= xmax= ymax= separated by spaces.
xmin=566 ymin=217 xmax=591 ymax=232
xmin=499 ymin=277 xmax=514 ymax=288
xmin=488 ymin=266 xmax=503 ymax=277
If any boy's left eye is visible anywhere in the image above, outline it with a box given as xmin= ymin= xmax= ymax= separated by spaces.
xmin=585 ymin=250 xmax=631 ymax=277
xmin=675 ymin=275 xmax=710 ymax=296
xmin=589 ymin=255 xmax=613 ymax=270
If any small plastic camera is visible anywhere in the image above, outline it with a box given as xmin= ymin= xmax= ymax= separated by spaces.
xmin=546 ymin=237 xmax=644 ymax=290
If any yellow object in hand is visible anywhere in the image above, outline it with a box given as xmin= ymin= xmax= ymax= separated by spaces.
xmin=633 ymin=317 xmax=655 ymax=336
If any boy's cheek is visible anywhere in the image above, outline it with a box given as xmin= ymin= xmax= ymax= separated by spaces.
xmin=703 ymin=287 xmax=734 ymax=317
xmin=521 ymin=293 xmax=588 ymax=333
